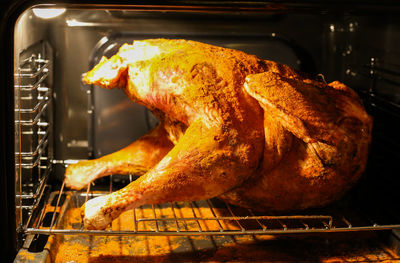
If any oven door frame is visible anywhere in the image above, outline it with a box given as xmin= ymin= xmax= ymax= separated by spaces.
xmin=3 ymin=0 xmax=400 ymax=261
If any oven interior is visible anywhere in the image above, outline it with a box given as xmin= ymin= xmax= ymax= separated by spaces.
xmin=12 ymin=4 xmax=400 ymax=262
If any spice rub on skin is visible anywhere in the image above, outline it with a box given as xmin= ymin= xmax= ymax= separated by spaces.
xmin=65 ymin=39 xmax=372 ymax=230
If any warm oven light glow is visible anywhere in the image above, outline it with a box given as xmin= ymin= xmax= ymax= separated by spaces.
xmin=32 ymin=8 xmax=66 ymax=19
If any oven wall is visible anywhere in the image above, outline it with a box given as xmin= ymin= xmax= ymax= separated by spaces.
xmin=14 ymin=10 xmax=48 ymax=68
xmin=45 ymin=9 xmax=326 ymax=180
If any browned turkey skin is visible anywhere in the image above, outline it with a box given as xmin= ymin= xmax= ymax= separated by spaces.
xmin=64 ymin=39 xmax=372 ymax=229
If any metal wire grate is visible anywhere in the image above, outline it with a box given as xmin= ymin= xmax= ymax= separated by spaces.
xmin=23 ymin=170 xmax=400 ymax=236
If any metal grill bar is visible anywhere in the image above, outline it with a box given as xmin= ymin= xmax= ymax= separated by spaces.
xmin=300 ymin=220 xmax=310 ymax=230
xmin=248 ymin=208 xmax=267 ymax=231
xmin=15 ymin=125 xmax=50 ymax=157
xmin=26 ymin=224 xmax=400 ymax=236
xmin=132 ymin=208 xmax=138 ymax=232
xmin=342 ymin=217 xmax=352 ymax=228
xmin=189 ymin=202 xmax=203 ymax=232
xmin=16 ymin=165 xmax=50 ymax=201
xmin=224 ymin=201 xmax=245 ymax=232
xmin=15 ymin=88 xmax=49 ymax=114
xmin=16 ymin=142 xmax=49 ymax=169
xmin=15 ymin=95 xmax=51 ymax=127
xmin=16 ymin=57 xmax=50 ymax=78
xmin=151 ymin=204 xmax=160 ymax=232
xmin=15 ymin=71 xmax=49 ymax=91
xmin=49 ymin=181 xmax=66 ymax=230
xmin=206 ymin=199 xmax=224 ymax=231
xmin=169 ymin=202 xmax=181 ymax=232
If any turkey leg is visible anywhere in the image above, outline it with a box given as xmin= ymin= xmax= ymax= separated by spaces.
xmin=81 ymin=119 xmax=261 ymax=229
xmin=64 ymin=123 xmax=173 ymax=190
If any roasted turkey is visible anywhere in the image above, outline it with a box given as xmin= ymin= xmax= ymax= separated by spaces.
xmin=64 ymin=39 xmax=372 ymax=230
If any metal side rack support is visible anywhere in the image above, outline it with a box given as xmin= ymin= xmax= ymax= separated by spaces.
xmin=14 ymin=41 xmax=53 ymax=233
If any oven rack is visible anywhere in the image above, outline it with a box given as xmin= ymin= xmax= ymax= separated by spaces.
xmin=347 ymin=57 xmax=400 ymax=113
xmin=15 ymin=42 xmax=54 ymax=234
xmin=23 ymin=177 xmax=400 ymax=237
